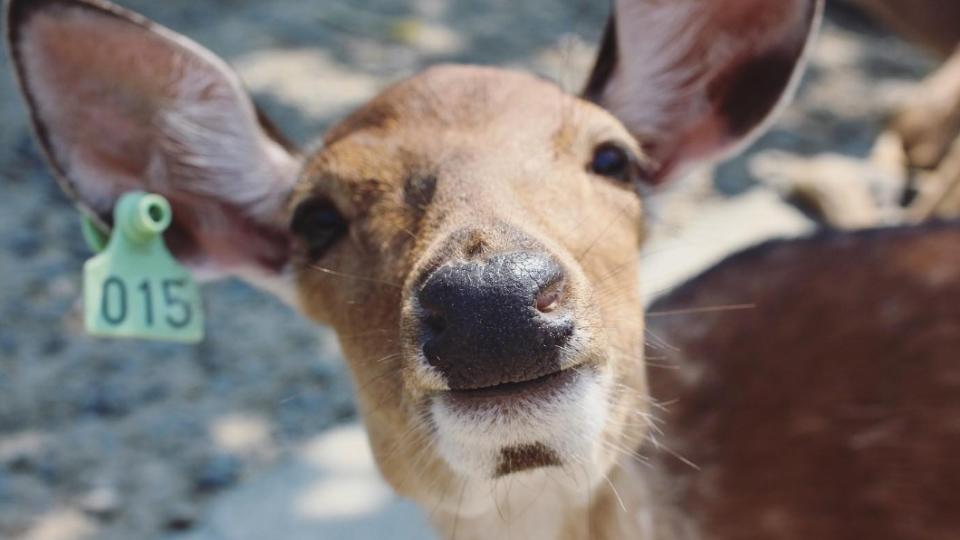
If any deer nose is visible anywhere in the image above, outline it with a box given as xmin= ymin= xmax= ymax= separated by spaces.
xmin=417 ymin=252 xmax=574 ymax=390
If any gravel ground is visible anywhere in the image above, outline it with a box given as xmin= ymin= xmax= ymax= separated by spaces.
xmin=0 ymin=1 xmax=938 ymax=539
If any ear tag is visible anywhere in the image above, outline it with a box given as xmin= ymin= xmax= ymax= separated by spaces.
xmin=82 ymin=192 xmax=204 ymax=343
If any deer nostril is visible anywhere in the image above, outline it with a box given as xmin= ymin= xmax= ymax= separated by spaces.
xmin=535 ymin=279 xmax=565 ymax=314
xmin=425 ymin=312 xmax=447 ymax=335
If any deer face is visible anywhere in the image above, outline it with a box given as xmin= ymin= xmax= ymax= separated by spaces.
xmin=6 ymin=0 xmax=821 ymax=524
xmin=292 ymin=66 xmax=648 ymax=487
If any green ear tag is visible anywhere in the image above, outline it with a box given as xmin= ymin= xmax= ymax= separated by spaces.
xmin=83 ymin=192 xmax=204 ymax=343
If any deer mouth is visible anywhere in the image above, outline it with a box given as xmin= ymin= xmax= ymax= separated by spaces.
xmin=428 ymin=364 xmax=609 ymax=479
xmin=442 ymin=367 xmax=583 ymax=411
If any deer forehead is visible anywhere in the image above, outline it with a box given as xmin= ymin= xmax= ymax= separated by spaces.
xmin=300 ymin=65 xmax=637 ymax=199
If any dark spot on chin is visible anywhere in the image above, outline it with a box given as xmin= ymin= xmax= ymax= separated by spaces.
xmin=495 ymin=442 xmax=561 ymax=477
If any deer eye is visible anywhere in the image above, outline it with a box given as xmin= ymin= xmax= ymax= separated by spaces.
xmin=589 ymin=142 xmax=634 ymax=184
xmin=290 ymin=197 xmax=348 ymax=260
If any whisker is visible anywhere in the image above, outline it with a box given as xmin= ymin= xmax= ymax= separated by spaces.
xmin=452 ymin=479 xmax=468 ymax=540
xmin=647 ymin=303 xmax=756 ymax=317
xmin=335 ymin=328 xmax=396 ymax=340
xmin=647 ymin=433 xmax=700 ymax=472
xmin=602 ymin=471 xmax=627 ymax=514
xmin=308 ymin=264 xmax=403 ymax=289
xmin=576 ymin=197 xmax=635 ymax=262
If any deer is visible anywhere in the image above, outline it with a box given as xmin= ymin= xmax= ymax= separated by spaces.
xmin=645 ymin=221 xmax=960 ymax=539
xmin=868 ymin=0 xmax=960 ymax=222
xmin=850 ymin=0 xmax=960 ymax=59
xmin=8 ymin=0 xmax=957 ymax=538
xmin=765 ymin=0 xmax=960 ymax=226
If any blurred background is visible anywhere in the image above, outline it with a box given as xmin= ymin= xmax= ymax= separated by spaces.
xmin=0 ymin=1 xmax=949 ymax=539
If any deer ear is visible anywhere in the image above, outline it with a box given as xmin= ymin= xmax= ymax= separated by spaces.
xmin=6 ymin=0 xmax=301 ymax=288
xmin=584 ymin=0 xmax=823 ymax=184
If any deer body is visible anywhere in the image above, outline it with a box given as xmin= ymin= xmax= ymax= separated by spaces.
xmin=851 ymin=0 xmax=960 ymax=58
xmin=647 ymin=222 xmax=960 ymax=539
xmin=9 ymin=1 xmax=955 ymax=539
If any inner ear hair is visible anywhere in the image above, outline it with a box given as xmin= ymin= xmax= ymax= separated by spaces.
xmin=5 ymin=0 xmax=301 ymax=282
xmin=582 ymin=0 xmax=823 ymax=183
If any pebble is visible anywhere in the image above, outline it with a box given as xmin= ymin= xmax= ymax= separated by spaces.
xmin=79 ymin=383 xmax=130 ymax=418
xmin=0 ymin=335 xmax=18 ymax=356
xmin=14 ymin=132 xmax=44 ymax=169
xmin=165 ymin=501 xmax=199 ymax=532
xmin=194 ymin=454 xmax=241 ymax=493
xmin=41 ymin=336 xmax=66 ymax=357
xmin=6 ymin=231 xmax=42 ymax=258
xmin=79 ymin=486 xmax=121 ymax=520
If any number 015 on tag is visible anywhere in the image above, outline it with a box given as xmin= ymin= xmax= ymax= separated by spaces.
xmin=83 ymin=193 xmax=204 ymax=343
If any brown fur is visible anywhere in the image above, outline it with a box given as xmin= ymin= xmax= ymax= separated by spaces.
xmin=289 ymin=65 xmax=650 ymax=526
xmin=851 ymin=0 xmax=960 ymax=58
xmin=647 ymin=221 xmax=960 ymax=540
xmin=5 ymin=1 xmax=851 ymax=538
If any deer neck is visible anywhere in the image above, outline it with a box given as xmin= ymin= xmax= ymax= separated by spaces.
xmin=427 ymin=455 xmax=678 ymax=540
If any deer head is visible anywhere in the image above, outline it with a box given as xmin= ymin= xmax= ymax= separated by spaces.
xmin=5 ymin=0 xmax=821 ymax=536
